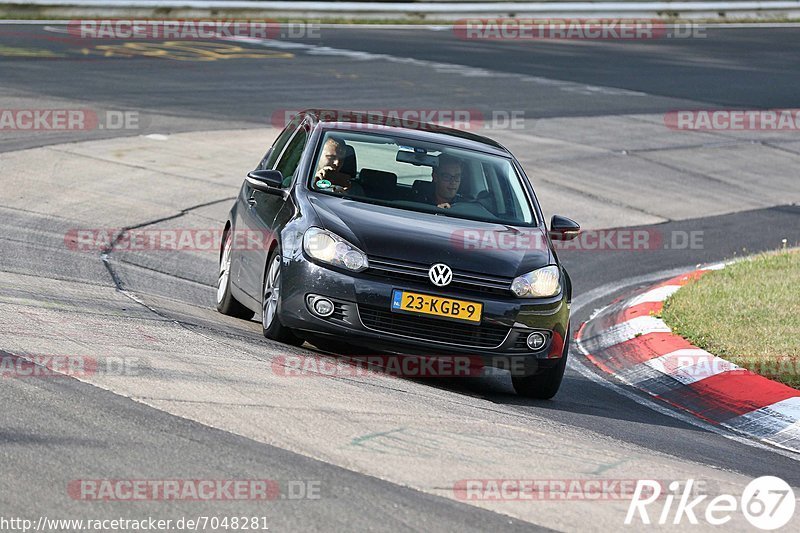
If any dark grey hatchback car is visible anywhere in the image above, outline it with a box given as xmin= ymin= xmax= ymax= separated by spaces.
xmin=216 ymin=110 xmax=580 ymax=398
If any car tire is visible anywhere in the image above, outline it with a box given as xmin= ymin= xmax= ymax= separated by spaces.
xmin=261 ymin=247 xmax=304 ymax=346
xmin=216 ymin=228 xmax=255 ymax=319
xmin=511 ymin=328 xmax=570 ymax=399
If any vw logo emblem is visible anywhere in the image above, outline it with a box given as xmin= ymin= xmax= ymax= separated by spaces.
xmin=428 ymin=263 xmax=453 ymax=287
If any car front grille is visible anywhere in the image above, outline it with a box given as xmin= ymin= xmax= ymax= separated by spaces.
xmin=366 ymin=256 xmax=513 ymax=296
xmin=357 ymin=305 xmax=510 ymax=349
xmin=329 ymin=301 xmax=348 ymax=322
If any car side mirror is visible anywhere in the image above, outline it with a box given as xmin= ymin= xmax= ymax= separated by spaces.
xmin=246 ymin=169 xmax=284 ymax=194
xmin=549 ymin=215 xmax=580 ymax=241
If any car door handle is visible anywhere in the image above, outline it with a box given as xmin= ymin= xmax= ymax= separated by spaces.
xmin=247 ymin=196 xmax=257 ymax=207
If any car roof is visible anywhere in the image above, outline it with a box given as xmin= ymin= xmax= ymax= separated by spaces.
xmin=298 ymin=109 xmax=511 ymax=157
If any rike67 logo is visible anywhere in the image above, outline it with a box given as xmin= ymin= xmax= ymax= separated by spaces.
xmin=626 ymin=476 xmax=795 ymax=529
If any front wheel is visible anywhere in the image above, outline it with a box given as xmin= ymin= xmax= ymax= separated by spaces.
xmin=511 ymin=328 xmax=570 ymax=399
xmin=216 ymin=229 xmax=255 ymax=319
xmin=261 ymin=248 xmax=304 ymax=346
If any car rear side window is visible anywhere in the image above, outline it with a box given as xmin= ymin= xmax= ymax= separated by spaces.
xmin=260 ymin=115 xmax=302 ymax=170
xmin=274 ymin=127 xmax=308 ymax=187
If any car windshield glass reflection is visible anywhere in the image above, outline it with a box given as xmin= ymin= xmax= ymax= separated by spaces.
xmin=309 ymin=131 xmax=535 ymax=226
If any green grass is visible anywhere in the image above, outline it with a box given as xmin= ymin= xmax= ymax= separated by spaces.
xmin=661 ymin=250 xmax=800 ymax=389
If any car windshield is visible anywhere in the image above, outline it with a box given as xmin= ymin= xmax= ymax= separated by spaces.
xmin=308 ymin=130 xmax=536 ymax=225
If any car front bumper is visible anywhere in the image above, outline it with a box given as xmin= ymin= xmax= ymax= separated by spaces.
xmin=278 ymin=256 xmax=570 ymax=373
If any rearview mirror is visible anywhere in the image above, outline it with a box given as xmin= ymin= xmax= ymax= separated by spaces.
xmin=396 ymin=149 xmax=438 ymax=167
xmin=549 ymin=215 xmax=580 ymax=241
xmin=246 ymin=169 xmax=284 ymax=193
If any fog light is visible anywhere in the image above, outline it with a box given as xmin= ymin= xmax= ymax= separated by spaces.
xmin=307 ymin=295 xmax=335 ymax=317
xmin=526 ymin=332 xmax=548 ymax=351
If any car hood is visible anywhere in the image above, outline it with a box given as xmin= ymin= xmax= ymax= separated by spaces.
xmin=307 ymin=194 xmax=552 ymax=278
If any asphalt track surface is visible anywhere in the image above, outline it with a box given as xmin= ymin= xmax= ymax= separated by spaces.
xmin=1 ymin=23 xmax=799 ymax=531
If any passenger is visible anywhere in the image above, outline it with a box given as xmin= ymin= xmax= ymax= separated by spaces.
xmin=422 ymin=154 xmax=463 ymax=209
xmin=314 ymin=137 xmax=353 ymax=193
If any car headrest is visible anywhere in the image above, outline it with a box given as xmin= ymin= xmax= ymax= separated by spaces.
xmin=340 ymin=145 xmax=357 ymax=178
xmin=360 ymin=169 xmax=398 ymax=199
xmin=412 ymin=179 xmax=434 ymax=198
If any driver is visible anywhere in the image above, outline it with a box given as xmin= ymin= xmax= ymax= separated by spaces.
xmin=423 ymin=154 xmax=463 ymax=209
xmin=313 ymin=136 xmax=353 ymax=193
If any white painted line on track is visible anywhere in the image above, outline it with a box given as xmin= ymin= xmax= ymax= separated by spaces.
xmin=569 ymin=267 xmax=800 ymax=461
xmin=588 ymin=315 xmax=672 ymax=351
xmin=570 ymin=265 xmax=698 ymax=317
xmin=644 ymin=348 xmax=738 ymax=385
xmin=767 ymin=397 xmax=800 ymax=422
xmin=220 ymin=35 xmax=650 ymax=97
xmin=571 ymin=336 xmax=800 ymax=461
xmin=627 ymin=284 xmax=681 ymax=306
xmin=725 ymin=397 xmax=800 ymax=447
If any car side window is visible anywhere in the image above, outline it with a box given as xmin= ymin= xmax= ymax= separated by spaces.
xmin=273 ymin=126 xmax=309 ymax=188
xmin=259 ymin=116 xmax=302 ymax=170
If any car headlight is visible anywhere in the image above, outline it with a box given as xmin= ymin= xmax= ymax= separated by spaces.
xmin=511 ymin=265 xmax=561 ymax=298
xmin=303 ymin=227 xmax=369 ymax=272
